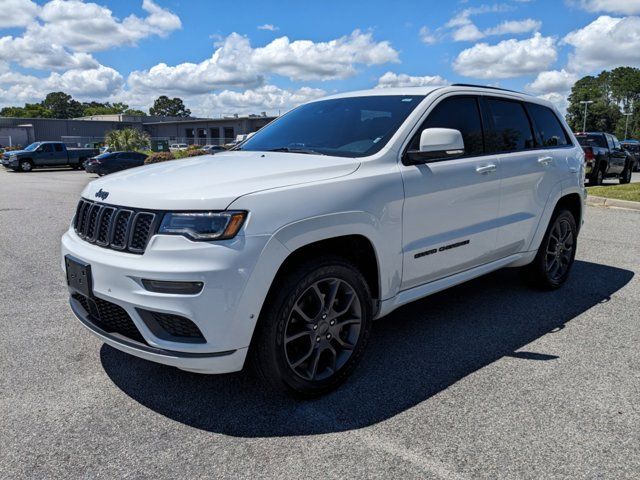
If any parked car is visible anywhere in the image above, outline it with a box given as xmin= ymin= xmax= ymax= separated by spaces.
xmin=62 ymin=85 xmax=585 ymax=397
xmin=169 ymin=143 xmax=188 ymax=152
xmin=201 ymin=145 xmax=227 ymax=154
xmin=1 ymin=142 xmax=98 ymax=172
xmin=575 ymin=132 xmax=635 ymax=184
xmin=621 ymin=139 xmax=640 ymax=172
xmin=84 ymin=151 xmax=148 ymax=176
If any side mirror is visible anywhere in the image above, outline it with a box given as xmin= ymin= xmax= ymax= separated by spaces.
xmin=405 ymin=128 xmax=465 ymax=165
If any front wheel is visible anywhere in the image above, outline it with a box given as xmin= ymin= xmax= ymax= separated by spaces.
xmin=590 ymin=166 xmax=604 ymax=185
xmin=251 ymin=257 xmax=373 ymax=397
xmin=18 ymin=160 xmax=33 ymax=172
xmin=523 ymin=209 xmax=577 ymax=290
xmin=620 ymin=165 xmax=632 ymax=184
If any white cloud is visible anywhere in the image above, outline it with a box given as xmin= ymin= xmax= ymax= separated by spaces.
xmin=128 ymin=30 xmax=399 ymax=94
xmin=0 ymin=35 xmax=99 ymax=70
xmin=34 ymin=0 xmax=181 ymax=52
xmin=375 ymin=72 xmax=449 ymax=88
xmin=0 ymin=65 xmax=124 ymax=105
xmin=526 ymin=69 xmax=578 ymax=94
xmin=453 ymin=33 xmax=557 ymax=79
xmin=572 ymin=0 xmax=640 ymax=15
xmin=251 ymin=30 xmax=399 ymax=80
xmin=196 ymin=85 xmax=326 ymax=117
xmin=564 ymin=16 xmax=640 ymax=71
xmin=484 ymin=19 xmax=542 ymax=35
xmin=0 ymin=0 xmax=39 ymax=28
xmin=419 ymin=26 xmax=437 ymax=44
xmin=452 ymin=23 xmax=485 ymax=41
xmin=257 ymin=24 xmax=279 ymax=31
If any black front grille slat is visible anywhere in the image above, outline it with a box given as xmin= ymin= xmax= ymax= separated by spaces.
xmin=129 ymin=213 xmax=155 ymax=252
xmin=96 ymin=207 xmax=115 ymax=245
xmin=73 ymin=199 xmax=157 ymax=254
xmin=111 ymin=210 xmax=132 ymax=250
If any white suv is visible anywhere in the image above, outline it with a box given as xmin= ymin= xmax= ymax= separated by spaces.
xmin=62 ymin=85 xmax=586 ymax=396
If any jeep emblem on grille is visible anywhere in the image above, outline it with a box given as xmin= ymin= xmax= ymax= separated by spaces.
xmin=95 ymin=189 xmax=109 ymax=201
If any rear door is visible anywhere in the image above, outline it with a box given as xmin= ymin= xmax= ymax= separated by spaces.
xmin=484 ymin=97 xmax=562 ymax=255
xmin=399 ymin=94 xmax=502 ymax=290
xmin=52 ymin=143 xmax=67 ymax=166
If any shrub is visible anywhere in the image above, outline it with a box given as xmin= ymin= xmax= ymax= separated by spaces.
xmin=105 ymin=128 xmax=150 ymax=151
xmin=3 ymin=145 xmax=23 ymax=151
xmin=185 ymin=149 xmax=207 ymax=157
xmin=186 ymin=144 xmax=201 ymax=151
xmin=144 ymin=152 xmax=175 ymax=164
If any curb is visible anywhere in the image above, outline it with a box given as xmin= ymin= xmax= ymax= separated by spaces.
xmin=587 ymin=195 xmax=640 ymax=211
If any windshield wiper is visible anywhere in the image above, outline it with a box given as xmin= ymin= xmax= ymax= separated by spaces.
xmin=267 ymin=147 xmax=326 ymax=156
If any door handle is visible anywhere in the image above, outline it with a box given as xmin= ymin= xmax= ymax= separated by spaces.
xmin=476 ymin=164 xmax=497 ymax=174
xmin=538 ymin=156 xmax=553 ymax=166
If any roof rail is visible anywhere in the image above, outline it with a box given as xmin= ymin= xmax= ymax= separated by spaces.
xmin=451 ymin=83 xmax=521 ymax=94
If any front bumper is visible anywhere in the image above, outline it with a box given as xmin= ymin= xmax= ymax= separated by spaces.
xmin=2 ymin=157 xmax=17 ymax=168
xmin=61 ymin=227 xmax=273 ymax=373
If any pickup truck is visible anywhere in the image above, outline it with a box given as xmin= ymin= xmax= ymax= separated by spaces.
xmin=621 ymin=140 xmax=640 ymax=172
xmin=575 ymin=132 xmax=635 ymax=185
xmin=1 ymin=141 xmax=99 ymax=172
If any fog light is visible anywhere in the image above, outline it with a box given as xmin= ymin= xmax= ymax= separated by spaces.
xmin=141 ymin=279 xmax=204 ymax=295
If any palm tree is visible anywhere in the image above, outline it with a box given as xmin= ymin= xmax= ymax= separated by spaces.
xmin=105 ymin=128 xmax=150 ymax=151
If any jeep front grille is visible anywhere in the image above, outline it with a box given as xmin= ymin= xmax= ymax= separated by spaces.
xmin=73 ymin=199 xmax=159 ymax=254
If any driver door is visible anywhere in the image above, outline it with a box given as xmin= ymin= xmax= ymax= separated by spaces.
xmin=399 ymin=95 xmax=502 ymax=290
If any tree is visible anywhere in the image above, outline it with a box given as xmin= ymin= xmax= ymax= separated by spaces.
xmin=149 ymin=96 xmax=191 ymax=117
xmin=0 ymin=103 xmax=53 ymax=118
xmin=566 ymin=67 xmax=640 ymax=138
xmin=41 ymin=92 xmax=84 ymax=119
xmin=105 ymin=128 xmax=150 ymax=151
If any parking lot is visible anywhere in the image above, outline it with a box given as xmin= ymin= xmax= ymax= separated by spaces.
xmin=1 ymin=168 xmax=639 ymax=479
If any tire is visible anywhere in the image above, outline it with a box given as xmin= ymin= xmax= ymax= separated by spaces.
xmin=251 ymin=256 xmax=373 ymax=397
xmin=620 ymin=164 xmax=632 ymax=184
xmin=523 ymin=209 xmax=577 ymax=290
xmin=589 ymin=166 xmax=604 ymax=186
xmin=18 ymin=160 xmax=33 ymax=172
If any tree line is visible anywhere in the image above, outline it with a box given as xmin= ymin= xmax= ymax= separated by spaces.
xmin=0 ymin=92 xmax=191 ymax=119
xmin=566 ymin=66 xmax=640 ymax=139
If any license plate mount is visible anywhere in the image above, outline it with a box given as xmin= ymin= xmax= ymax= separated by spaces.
xmin=65 ymin=255 xmax=93 ymax=298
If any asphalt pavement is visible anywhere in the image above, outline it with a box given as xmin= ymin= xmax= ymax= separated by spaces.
xmin=1 ymin=167 xmax=638 ymax=479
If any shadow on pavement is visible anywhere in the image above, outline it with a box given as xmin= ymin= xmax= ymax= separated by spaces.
xmin=101 ymin=260 xmax=633 ymax=437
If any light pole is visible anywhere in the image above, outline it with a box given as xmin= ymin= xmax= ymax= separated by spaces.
xmin=580 ymin=100 xmax=593 ymax=133
xmin=623 ymin=112 xmax=633 ymax=140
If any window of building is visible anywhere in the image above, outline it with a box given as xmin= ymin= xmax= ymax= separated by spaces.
xmin=526 ymin=103 xmax=569 ymax=147
xmin=223 ymin=127 xmax=234 ymax=141
xmin=210 ymin=128 xmax=220 ymax=143
xmin=409 ymin=96 xmax=484 ymax=157
xmin=486 ymin=98 xmax=535 ymax=152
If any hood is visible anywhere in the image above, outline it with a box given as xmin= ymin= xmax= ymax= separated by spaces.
xmin=81 ymin=151 xmax=360 ymax=210
xmin=3 ymin=150 xmax=27 ymax=157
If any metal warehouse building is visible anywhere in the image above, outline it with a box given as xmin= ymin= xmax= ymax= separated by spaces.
xmin=0 ymin=113 xmax=275 ymax=148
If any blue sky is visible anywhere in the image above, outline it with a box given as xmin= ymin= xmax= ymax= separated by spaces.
xmin=1 ymin=0 xmax=639 ymax=116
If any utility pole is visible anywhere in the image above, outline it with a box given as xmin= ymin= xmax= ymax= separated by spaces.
xmin=580 ymin=100 xmax=593 ymax=133
xmin=623 ymin=112 xmax=633 ymax=140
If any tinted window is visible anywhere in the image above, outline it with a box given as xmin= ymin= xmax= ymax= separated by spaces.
xmin=41 ymin=144 xmax=54 ymax=153
xmin=53 ymin=143 xmax=64 ymax=152
xmin=486 ymin=99 xmax=534 ymax=152
xmin=409 ymin=96 xmax=484 ymax=156
xmin=527 ymin=104 xmax=569 ymax=147
xmin=605 ymin=134 xmax=615 ymax=150
xmin=576 ymin=134 xmax=606 ymax=148
xmin=612 ymin=136 xmax=621 ymax=150
xmin=240 ymin=96 xmax=424 ymax=158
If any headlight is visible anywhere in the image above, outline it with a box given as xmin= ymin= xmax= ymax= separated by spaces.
xmin=158 ymin=211 xmax=247 ymax=241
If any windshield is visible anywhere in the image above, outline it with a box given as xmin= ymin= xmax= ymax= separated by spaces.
xmin=24 ymin=142 xmax=41 ymax=152
xmin=238 ymin=95 xmax=424 ymax=158
xmin=576 ymin=134 xmax=606 ymax=148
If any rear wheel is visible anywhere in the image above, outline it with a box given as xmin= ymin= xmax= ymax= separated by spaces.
xmin=251 ymin=257 xmax=373 ymax=397
xmin=523 ymin=209 xmax=577 ymax=290
xmin=18 ymin=160 xmax=33 ymax=172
